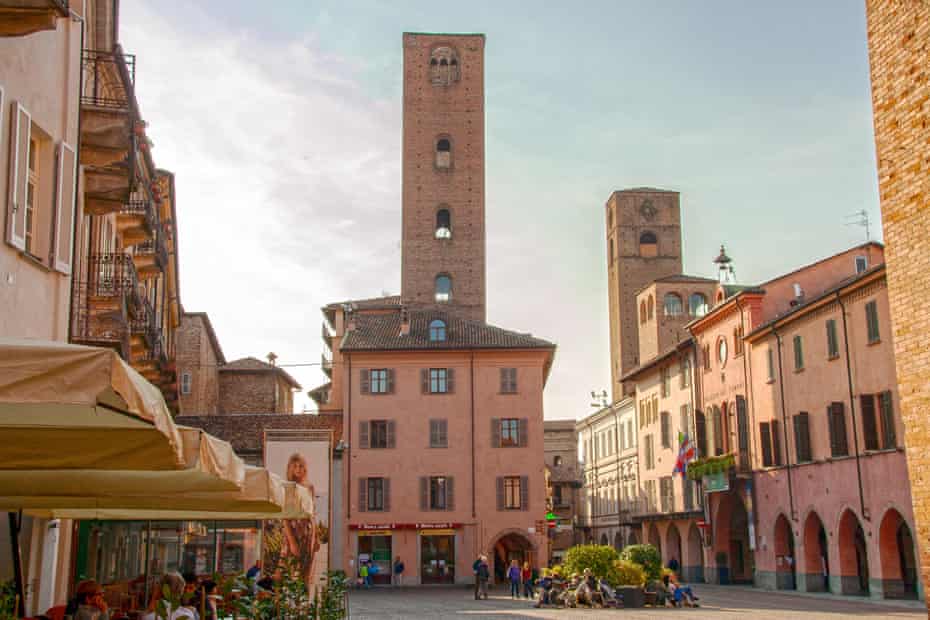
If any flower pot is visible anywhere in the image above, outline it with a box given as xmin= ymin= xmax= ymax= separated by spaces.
xmin=617 ymin=586 xmax=645 ymax=608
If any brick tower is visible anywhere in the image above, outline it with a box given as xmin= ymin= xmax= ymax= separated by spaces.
xmin=606 ymin=188 xmax=682 ymax=400
xmin=400 ymin=32 xmax=486 ymax=322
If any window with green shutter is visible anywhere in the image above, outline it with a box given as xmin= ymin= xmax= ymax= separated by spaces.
xmin=826 ymin=319 xmax=839 ymax=359
xmin=866 ymin=300 xmax=880 ymax=343
xmin=879 ymin=391 xmax=897 ymax=449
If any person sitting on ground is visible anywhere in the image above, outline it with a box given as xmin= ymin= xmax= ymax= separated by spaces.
xmin=648 ymin=575 xmax=673 ymax=607
xmin=66 ymin=580 xmax=110 ymax=620
xmin=533 ymin=572 xmax=554 ymax=608
xmin=664 ymin=573 xmax=699 ymax=607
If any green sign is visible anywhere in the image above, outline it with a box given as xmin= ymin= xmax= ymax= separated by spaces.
xmin=703 ymin=471 xmax=729 ymax=493
xmin=546 ymin=512 xmax=557 ymax=521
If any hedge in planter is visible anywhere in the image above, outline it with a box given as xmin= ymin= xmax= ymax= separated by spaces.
xmin=619 ymin=544 xmax=662 ymax=582
xmin=562 ymin=545 xmax=621 ymax=585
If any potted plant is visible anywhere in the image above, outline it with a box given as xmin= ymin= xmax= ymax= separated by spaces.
xmin=613 ymin=560 xmax=646 ymax=608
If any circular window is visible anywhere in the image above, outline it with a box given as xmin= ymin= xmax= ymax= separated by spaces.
xmin=717 ymin=337 xmax=728 ymax=367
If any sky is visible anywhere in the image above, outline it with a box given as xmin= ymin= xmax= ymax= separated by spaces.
xmin=119 ymin=1 xmax=880 ymax=421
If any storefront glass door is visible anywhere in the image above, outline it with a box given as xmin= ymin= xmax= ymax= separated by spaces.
xmin=358 ymin=534 xmax=392 ymax=584
xmin=420 ymin=534 xmax=455 ymax=584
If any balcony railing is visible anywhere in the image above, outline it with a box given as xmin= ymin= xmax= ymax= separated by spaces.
xmin=81 ymin=49 xmax=136 ymax=109
xmin=136 ymin=232 xmax=168 ymax=271
xmin=120 ymin=199 xmax=156 ymax=235
xmin=85 ymin=253 xmax=139 ymax=298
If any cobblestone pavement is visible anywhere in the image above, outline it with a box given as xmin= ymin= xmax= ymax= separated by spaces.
xmin=348 ymin=584 xmax=926 ymax=619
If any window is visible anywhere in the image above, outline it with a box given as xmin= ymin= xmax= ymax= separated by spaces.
xmin=180 ymin=371 xmax=192 ymax=395
xmin=24 ymin=137 xmax=38 ymax=254
xmin=660 ymin=412 xmax=671 ymax=449
xmin=554 ymin=455 xmax=563 ymax=467
xmin=793 ymin=335 xmax=804 ymax=371
xmin=500 ymin=418 xmax=520 ymax=447
xmin=828 ymin=402 xmax=849 ymax=457
xmin=733 ymin=325 xmax=744 ymax=356
xmin=855 ymin=255 xmax=868 ymax=274
xmin=361 ymin=368 xmax=393 ymax=395
xmin=766 ymin=348 xmax=775 ymax=382
xmin=647 ymin=295 xmax=654 ymax=320
xmin=429 ymin=476 xmax=449 ymax=510
xmin=370 ymin=420 xmax=391 ymax=449
xmin=772 ymin=420 xmax=782 ymax=466
xmin=861 ymin=394 xmax=879 ymax=451
xmin=826 ymin=319 xmax=839 ymax=359
xmin=639 ymin=231 xmax=658 ymax=257
xmin=370 ymin=369 xmax=389 ymax=393
xmin=435 ymin=208 xmax=452 ymax=239
xmin=679 ymin=357 xmax=691 ymax=389
xmin=703 ymin=343 xmax=711 ymax=372
xmin=793 ymin=412 xmax=812 ymax=463
xmin=660 ymin=367 xmax=671 ymax=398
xmin=645 ymin=435 xmax=655 ymax=470
xmin=553 ymin=484 xmax=563 ymax=507
xmin=879 ymin=391 xmax=896 ymax=449
xmin=712 ymin=406 xmax=724 ymax=455
xmin=428 ymin=368 xmax=449 ymax=393
xmin=429 ymin=319 xmax=446 ymax=342
xmin=429 ymin=418 xmax=448 ymax=448
xmin=760 ymin=423 xmax=774 ymax=467
xmin=503 ymin=476 xmax=522 ymax=510
xmin=695 ymin=410 xmax=708 ymax=458
xmin=435 ymin=274 xmax=452 ymax=302
xmin=717 ymin=337 xmax=728 ymax=367
xmin=660 ymin=477 xmax=673 ymax=512
xmin=639 ymin=300 xmax=647 ymax=324
xmin=500 ymin=367 xmax=518 ymax=393
xmin=866 ymin=300 xmax=880 ymax=343
xmin=429 ymin=46 xmax=460 ymax=86
xmin=435 ymin=137 xmax=452 ymax=169
xmin=689 ymin=293 xmax=708 ymax=317
xmin=365 ymin=477 xmax=386 ymax=511
xmin=664 ymin=293 xmax=683 ymax=316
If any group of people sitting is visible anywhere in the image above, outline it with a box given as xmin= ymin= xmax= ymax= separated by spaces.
xmin=533 ymin=567 xmax=699 ymax=609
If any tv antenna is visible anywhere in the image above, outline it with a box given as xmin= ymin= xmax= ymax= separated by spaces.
xmin=845 ymin=210 xmax=871 ymax=242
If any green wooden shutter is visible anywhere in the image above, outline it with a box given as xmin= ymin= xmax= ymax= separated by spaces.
xmin=880 ymin=391 xmax=897 ymax=449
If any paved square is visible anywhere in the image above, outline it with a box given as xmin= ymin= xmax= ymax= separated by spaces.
xmin=348 ymin=584 xmax=925 ymax=619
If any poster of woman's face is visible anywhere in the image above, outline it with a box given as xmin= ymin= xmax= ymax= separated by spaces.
xmin=262 ymin=438 xmax=331 ymax=588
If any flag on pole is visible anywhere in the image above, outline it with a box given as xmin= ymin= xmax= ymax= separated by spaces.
xmin=673 ymin=433 xmax=696 ymax=476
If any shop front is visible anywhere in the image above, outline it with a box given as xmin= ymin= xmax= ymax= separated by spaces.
xmin=419 ymin=529 xmax=455 ymax=584
xmin=357 ymin=529 xmax=393 ymax=585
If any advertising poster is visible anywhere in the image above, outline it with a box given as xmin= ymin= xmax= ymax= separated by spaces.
xmin=263 ymin=429 xmax=332 ymax=589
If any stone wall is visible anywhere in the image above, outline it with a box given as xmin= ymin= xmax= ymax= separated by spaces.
xmin=866 ymin=0 xmax=930 ymax=612
xmin=218 ymin=371 xmax=294 ymax=415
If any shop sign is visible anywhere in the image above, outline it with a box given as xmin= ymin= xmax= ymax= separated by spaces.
xmin=350 ymin=523 xmax=396 ymax=530
xmin=358 ymin=529 xmax=392 ymax=537
xmin=703 ymin=471 xmax=729 ymax=493
xmin=415 ymin=522 xmax=459 ymax=529
xmin=420 ymin=529 xmax=456 ymax=536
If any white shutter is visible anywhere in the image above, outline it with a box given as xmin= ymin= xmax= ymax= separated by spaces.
xmin=6 ymin=100 xmax=30 ymax=250
xmin=52 ymin=141 xmax=76 ymax=273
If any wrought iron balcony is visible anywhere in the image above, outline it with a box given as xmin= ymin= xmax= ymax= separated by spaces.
xmin=81 ymin=49 xmax=136 ymax=110
xmin=84 ymin=252 xmax=140 ymax=298
xmin=135 ymin=232 xmax=168 ymax=272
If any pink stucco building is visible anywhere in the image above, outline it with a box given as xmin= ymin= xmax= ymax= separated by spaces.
xmin=309 ymin=33 xmax=556 ymax=585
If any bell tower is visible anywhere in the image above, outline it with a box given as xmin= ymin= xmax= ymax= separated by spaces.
xmin=400 ymin=32 xmax=486 ymax=322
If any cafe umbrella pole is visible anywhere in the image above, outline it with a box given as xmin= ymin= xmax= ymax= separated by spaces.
xmin=8 ymin=510 xmax=25 ymax=618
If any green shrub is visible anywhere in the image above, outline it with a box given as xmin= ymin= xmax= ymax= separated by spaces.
xmin=619 ymin=544 xmax=662 ymax=581
xmin=562 ymin=545 xmax=620 ymax=585
xmin=613 ymin=560 xmax=646 ymax=587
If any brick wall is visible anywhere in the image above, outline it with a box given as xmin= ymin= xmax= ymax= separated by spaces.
xmin=866 ymin=0 xmax=930 ymax=612
xmin=400 ymin=33 xmax=486 ymax=322
xmin=218 ymin=371 xmax=295 ymax=414
xmin=177 ymin=314 xmax=219 ymax=415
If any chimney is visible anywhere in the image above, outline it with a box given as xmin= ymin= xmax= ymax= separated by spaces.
xmin=266 ymin=352 xmax=278 ymax=366
xmin=399 ymin=306 xmax=410 ymax=336
xmin=344 ymin=305 xmax=356 ymax=332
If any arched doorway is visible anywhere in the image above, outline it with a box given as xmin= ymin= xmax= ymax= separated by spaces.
xmin=714 ymin=492 xmax=752 ymax=584
xmin=878 ymin=508 xmax=918 ymax=599
xmin=774 ymin=514 xmax=796 ymax=590
xmin=490 ymin=530 xmax=536 ymax=585
xmin=648 ymin=523 xmax=662 ymax=556
xmin=666 ymin=524 xmax=682 ymax=571
xmin=614 ymin=531 xmax=623 ymax=551
xmin=802 ymin=511 xmax=829 ymax=592
xmin=686 ymin=524 xmax=704 ymax=583
xmin=600 ymin=533 xmax=609 ymax=546
xmin=838 ymin=510 xmax=869 ymax=595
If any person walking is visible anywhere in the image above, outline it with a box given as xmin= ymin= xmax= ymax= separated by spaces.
xmin=473 ymin=555 xmax=483 ymax=600
xmin=477 ymin=555 xmax=490 ymax=600
xmin=521 ymin=562 xmax=533 ymax=599
xmin=393 ymin=556 xmax=405 ymax=587
xmin=508 ymin=560 xmax=522 ymax=599
xmin=359 ymin=561 xmax=370 ymax=589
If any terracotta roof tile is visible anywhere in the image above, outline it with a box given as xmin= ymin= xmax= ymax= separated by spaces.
xmin=220 ymin=357 xmax=302 ymax=389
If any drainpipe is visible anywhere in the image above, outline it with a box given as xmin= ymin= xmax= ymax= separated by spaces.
xmin=346 ymin=352 xmax=352 ymax=521
xmin=735 ymin=297 xmax=753 ymax=471
xmin=470 ymin=352 xmax=476 ymax=519
xmin=837 ymin=293 xmax=868 ymax=521
xmin=772 ymin=326 xmax=797 ymax=521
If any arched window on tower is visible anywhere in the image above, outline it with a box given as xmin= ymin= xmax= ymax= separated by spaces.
xmin=435 ymin=137 xmax=452 ymax=169
xmin=664 ymin=293 xmax=683 ymax=316
xmin=430 ymin=46 xmax=460 ymax=86
xmin=639 ymin=231 xmax=658 ymax=257
xmin=435 ymin=274 xmax=452 ymax=303
xmin=689 ymin=293 xmax=708 ymax=317
xmin=435 ymin=208 xmax=451 ymax=239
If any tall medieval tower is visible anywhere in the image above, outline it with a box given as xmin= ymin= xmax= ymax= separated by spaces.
xmin=606 ymin=188 xmax=682 ymax=401
xmin=400 ymin=33 xmax=486 ymax=322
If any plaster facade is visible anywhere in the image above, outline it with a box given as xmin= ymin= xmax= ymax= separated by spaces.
xmin=544 ymin=420 xmax=580 ymax=563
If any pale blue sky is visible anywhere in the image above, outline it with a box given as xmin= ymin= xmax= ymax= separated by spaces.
xmin=122 ymin=1 xmax=879 ymax=419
